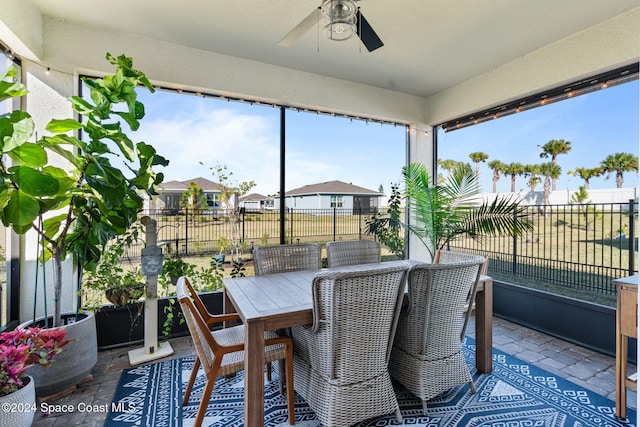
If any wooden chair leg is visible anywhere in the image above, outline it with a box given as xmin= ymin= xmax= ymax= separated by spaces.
xmin=194 ymin=361 xmax=221 ymax=427
xmin=285 ymin=340 xmax=295 ymax=425
xmin=183 ymin=357 xmax=201 ymax=405
xmin=195 ymin=376 xmax=216 ymax=427
xmin=266 ymin=361 xmax=272 ymax=381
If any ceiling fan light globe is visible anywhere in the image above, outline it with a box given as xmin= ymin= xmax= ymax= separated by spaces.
xmin=324 ymin=20 xmax=356 ymax=41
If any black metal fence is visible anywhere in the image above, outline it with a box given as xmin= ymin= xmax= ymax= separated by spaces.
xmin=446 ymin=200 xmax=637 ymax=298
xmin=136 ymin=201 xmax=636 ymax=301
xmin=145 ymin=208 xmax=375 ymax=256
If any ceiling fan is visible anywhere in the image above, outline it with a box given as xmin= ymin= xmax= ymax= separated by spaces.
xmin=278 ymin=0 xmax=384 ymax=52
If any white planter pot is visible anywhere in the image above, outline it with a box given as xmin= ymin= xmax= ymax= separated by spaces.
xmin=19 ymin=312 xmax=98 ymax=396
xmin=0 ymin=375 xmax=36 ymax=427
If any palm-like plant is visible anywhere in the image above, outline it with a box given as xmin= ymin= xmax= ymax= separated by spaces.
xmin=539 ymin=138 xmax=572 ymax=190
xmin=487 ymin=160 xmax=505 ymax=193
xmin=539 ymin=162 xmax=562 ymax=206
xmin=600 ymin=152 xmax=638 ymax=188
xmin=567 ymin=167 xmax=603 ymax=190
xmin=403 ymin=162 xmax=532 ymax=259
xmin=503 ymin=162 xmax=525 ymax=192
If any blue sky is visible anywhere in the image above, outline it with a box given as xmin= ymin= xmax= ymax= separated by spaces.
xmin=133 ymin=79 xmax=638 ymax=199
xmin=134 ymin=91 xmax=407 ymax=197
xmin=437 ymin=80 xmax=639 ymax=192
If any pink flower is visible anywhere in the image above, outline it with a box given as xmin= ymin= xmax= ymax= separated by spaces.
xmin=0 ymin=327 xmax=71 ymax=396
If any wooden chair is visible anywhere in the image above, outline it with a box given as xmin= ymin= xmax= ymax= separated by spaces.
xmin=177 ymin=277 xmax=295 ymax=426
xmin=325 ymin=239 xmax=381 ymax=267
xmin=253 ymin=243 xmax=321 ymax=275
xmin=389 ymin=257 xmax=485 ymax=414
xmin=290 ymin=263 xmax=410 ymax=426
xmin=435 ymin=249 xmax=488 ymax=339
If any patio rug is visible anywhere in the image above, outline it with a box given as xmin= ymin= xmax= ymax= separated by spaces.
xmin=105 ymin=337 xmax=636 ymax=427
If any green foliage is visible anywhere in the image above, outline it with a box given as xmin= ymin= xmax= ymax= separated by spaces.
xmin=404 ymin=162 xmax=533 ymax=259
xmin=364 ymin=182 xmax=405 ymax=258
xmin=230 ymin=260 xmax=246 ymax=278
xmin=0 ymin=55 xmax=168 ymax=326
xmin=214 ymin=236 xmax=231 ymax=253
xmin=82 ymin=226 xmax=146 ymax=306
xmin=161 ymin=257 xmax=195 ymax=284
xmin=569 ymin=186 xmax=600 ymax=231
xmin=260 ymin=232 xmax=270 ymax=246
xmin=600 ymin=152 xmax=639 ymax=188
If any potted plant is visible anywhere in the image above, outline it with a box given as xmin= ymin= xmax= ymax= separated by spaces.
xmin=83 ymin=226 xmax=145 ymax=306
xmin=0 ymin=327 xmax=70 ymax=426
xmin=162 ymin=256 xmax=195 ymax=286
xmin=401 ymin=162 xmax=533 ymax=258
xmin=0 ymin=54 xmax=168 ymax=395
xmin=213 ymin=235 xmax=231 ymax=264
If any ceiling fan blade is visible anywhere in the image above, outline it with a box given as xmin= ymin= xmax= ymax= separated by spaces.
xmin=278 ymin=8 xmax=321 ymax=47
xmin=356 ymin=10 xmax=383 ymax=52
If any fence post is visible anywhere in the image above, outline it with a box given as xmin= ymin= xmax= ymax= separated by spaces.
xmin=241 ymin=208 xmax=246 ymax=243
xmin=290 ymin=208 xmax=293 ymax=244
xmin=628 ymin=199 xmax=636 ymax=276
xmin=358 ymin=208 xmax=362 ymax=239
xmin=184 ymin=207 xmax=189 ymax=256
xmin=512 ymin=204 xmax=518 ymax=275
xmin=333 ymin=208 xmax=337 ymax=242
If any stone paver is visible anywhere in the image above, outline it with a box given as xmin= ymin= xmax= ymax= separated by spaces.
xmin=30 ymin=316 xmax=636 ymax=426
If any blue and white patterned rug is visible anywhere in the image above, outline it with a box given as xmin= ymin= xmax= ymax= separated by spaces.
xmin=105 ymin=337 xmax=636 ymax=426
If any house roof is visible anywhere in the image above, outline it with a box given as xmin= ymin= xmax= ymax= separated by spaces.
xmin=285 ymin=181 xmax=381 ymax=197
xmin=240 ymin=193 xmax=269 ymax=201
xmin=159 ymin=177 xmax=222 ymax=192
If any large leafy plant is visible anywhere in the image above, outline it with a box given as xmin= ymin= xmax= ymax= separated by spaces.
xmin=0 ymin=53 xmax=168 ymax=327
xmin=403 ymin=162 xmax=532 ymax=259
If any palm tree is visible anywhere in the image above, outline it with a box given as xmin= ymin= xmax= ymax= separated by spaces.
xmin=438 ymin=159 xmax=458 ymax=179
xmin=569 ymin=186 xmax=600 ymax=231
xmin=503 ymin=162 xmax=525 ymax=192
xmin=403 ymin=162 xmax=532 ymax=259
xmin=600 ymin=152 xmax=639 ymax=188
xmin=567 ymin=167 xmax=603 ymax=190
xmin=539 ymin=139 xmax=572 ymax=190
xmin=539 ymin=162 xmax=562 ymax=206
xmin=523 ymin=164 xmax=542 ymax=192
xmin=487 ymin=160 xmax=505 ymax=193
xmin=469 ymin=151 xmax=489 ymax=190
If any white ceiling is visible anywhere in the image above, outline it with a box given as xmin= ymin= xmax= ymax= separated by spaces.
xmin=29 ymin=0 xmax=640 ymax=98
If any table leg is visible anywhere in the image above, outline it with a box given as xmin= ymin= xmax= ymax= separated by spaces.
xmin=475 ymin=277 xmax=493 ymax=373
xmin=244 ymin=319 xmax=266 ymax=426
xmin=615 ymin=315 xmax=627 ymax=418
xmin=223 ymin=288 xmax=238 ymax=328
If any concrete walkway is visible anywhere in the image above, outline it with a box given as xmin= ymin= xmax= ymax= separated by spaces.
xmin=31 ymin=316 xmax=637 ymax=426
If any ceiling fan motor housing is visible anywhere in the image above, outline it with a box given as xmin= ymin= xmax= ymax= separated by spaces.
xmin=321 ymin=0 xmax=358 ymax=41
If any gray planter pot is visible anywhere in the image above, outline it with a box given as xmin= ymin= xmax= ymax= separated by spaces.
xmin=95 ymin=290 xmax=223 ymax=349
xmin=19 ymin=312 xmax=98 ymax=397
xmin=0 ymin=375 xmax=35 ymax=427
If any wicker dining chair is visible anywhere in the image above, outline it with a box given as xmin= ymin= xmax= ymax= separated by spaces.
xmin=290 ymin=263 xmax=410 ymax=427
xmin=389 ymin=258 xmax=485 ymax=415
xmin=177 ymin=277 xmax=295 ymax=427
xmin=252 ymin=242 xmax=322 ymax=390
xmin=435 ymin=249 xmax=488 ymax=339
xmin=325 ymin=239 xmax=381 ymax=268
xmin=253 ymin=243 xmax=322 ymax=275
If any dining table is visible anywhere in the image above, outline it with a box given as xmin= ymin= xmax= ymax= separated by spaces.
xmin=222 ymin=259 xmax=494 ymax=426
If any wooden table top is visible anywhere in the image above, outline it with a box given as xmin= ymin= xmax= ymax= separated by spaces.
xmin=223 ymin=259 xmax=489 ymax=325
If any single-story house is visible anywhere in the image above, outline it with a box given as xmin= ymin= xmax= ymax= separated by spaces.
xmin=274 ymin=180 xmax=382 ymax=214
xmin=154 ymin=177 xmax=228 ymax=212
xmin=238 ymin=193 xmax=274 ymax=211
